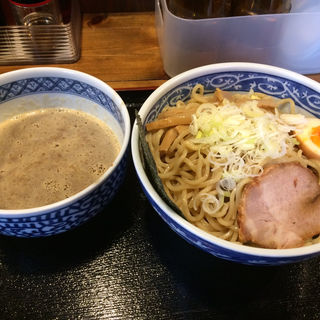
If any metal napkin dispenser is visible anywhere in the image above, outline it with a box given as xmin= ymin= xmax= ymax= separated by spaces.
xmin=0 ymin=0 xmax=81 ymax=65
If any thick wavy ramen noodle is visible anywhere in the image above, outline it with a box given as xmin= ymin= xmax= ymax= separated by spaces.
xmin=145 ymin=85 xmax=320 ymax=246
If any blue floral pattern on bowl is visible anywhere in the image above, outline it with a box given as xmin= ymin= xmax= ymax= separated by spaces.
xmin=145 ymin=71 xmax=320 ymax=124
xmin=0 ymin=155 xmax=127 ymax=237
xmin=0 ymin=77 xmax=125 ymax=131
xmin=0 ymin=73 xmax=129 ymax=238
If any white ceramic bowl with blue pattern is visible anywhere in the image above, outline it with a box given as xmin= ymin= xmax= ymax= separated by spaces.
xmin=0 ymin=67 xmax=130 ymax=237
xmin=131 ymin=62 xmax=320 ymax=265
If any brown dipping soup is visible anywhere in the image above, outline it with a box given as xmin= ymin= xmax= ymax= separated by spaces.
xmin=0 ymin=108 xmax=121 ymax=209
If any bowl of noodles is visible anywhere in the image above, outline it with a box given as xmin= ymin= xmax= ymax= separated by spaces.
xmin=131 ymin=62 xmax=320 ymax=265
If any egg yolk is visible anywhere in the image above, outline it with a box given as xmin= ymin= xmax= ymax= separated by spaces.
xmin=311 ymin=126 xmax=320 ymax=147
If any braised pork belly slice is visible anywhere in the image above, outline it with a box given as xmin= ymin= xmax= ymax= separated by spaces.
xmin=238 ymin=162 xmax=320 ymax=249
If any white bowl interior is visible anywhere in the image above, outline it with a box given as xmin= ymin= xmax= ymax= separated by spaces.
xmin=0 ymin=93 xmax=124 ymax=143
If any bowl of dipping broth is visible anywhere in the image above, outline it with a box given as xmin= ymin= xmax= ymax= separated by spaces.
xmin=131 ymin=62 xmax=320 ymax=265
xmin=0 ymin=67 xmax=130 ymax=237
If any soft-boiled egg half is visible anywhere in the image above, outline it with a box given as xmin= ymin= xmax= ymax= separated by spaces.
xmin=296 ymin=118 xmax=320 ymax=159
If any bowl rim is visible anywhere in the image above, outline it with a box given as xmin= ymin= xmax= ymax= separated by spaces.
xmin=0 ymin=67 xmax=131 ymax=216
xmin=131 ymin=62 xmax=320 ymax=259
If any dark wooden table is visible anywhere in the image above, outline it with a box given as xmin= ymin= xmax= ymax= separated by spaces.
xmin=0 ymin=90 xmax=319 ymax=320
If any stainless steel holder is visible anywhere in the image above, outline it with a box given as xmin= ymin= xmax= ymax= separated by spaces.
xmin=0 ymin=0 xmax=81 ymax=65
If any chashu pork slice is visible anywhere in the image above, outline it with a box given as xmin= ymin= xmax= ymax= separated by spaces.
xmin=238 ymin=162 xmax=320 ymax=249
